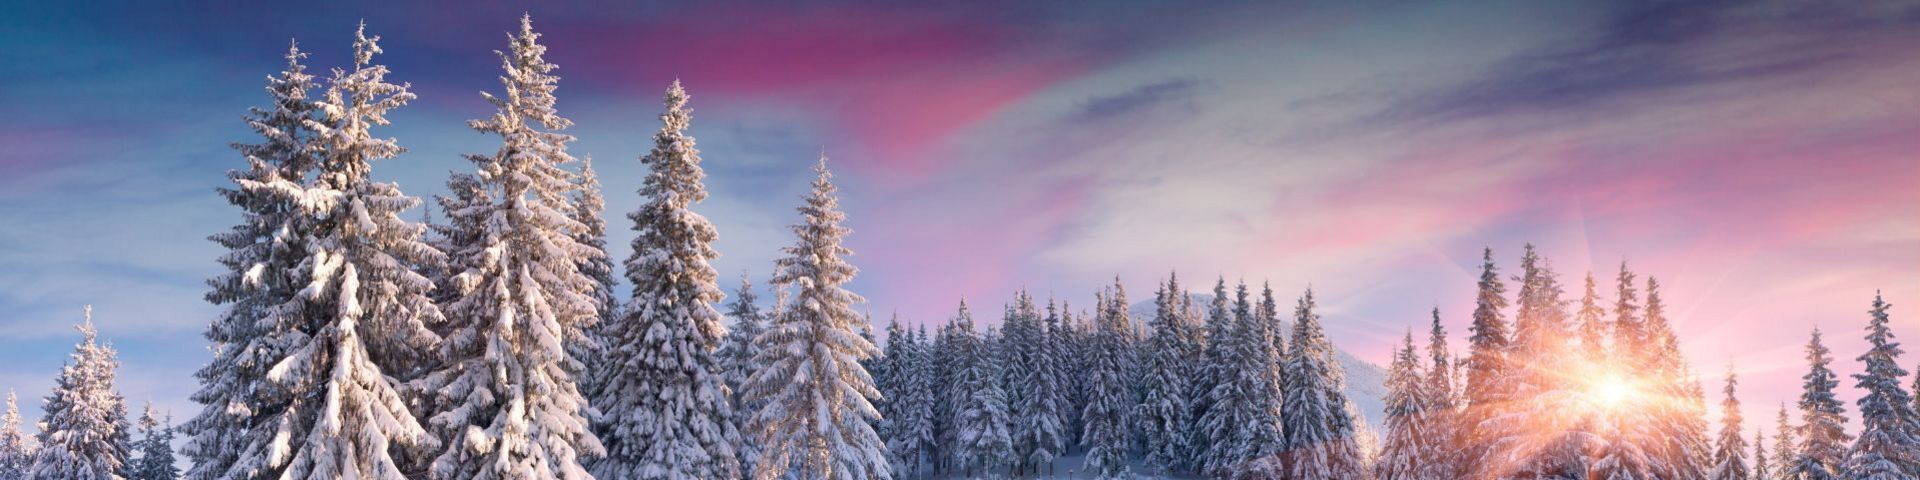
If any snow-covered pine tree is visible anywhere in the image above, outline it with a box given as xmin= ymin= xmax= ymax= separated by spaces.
xmin=592 ymin=76 xmax=742 ymax=479
xmin=1007 ymin=291 xmax=1065 ymax=475
xmin=1257 ymin=283 xmax=1285 ymax=413
xmin=1280 ymin=288 xmax=1366 ymax=480
xmin=571 ymin=156 xmax=618 ymax=332
xmin=127 ymin=405 xmax=178 ymax=480
xmin=743 ymin=157 xmax=890 ymax=480
xmin=31 ymin=307 xmax=131 ymax=480
xmin=1790 ymin=328 xmax=1851 ymax=480
xmin=1057 ymin=300 xmax=1090 ymax=458
xmin=183 ymin=40 xmax=332 ymax=480
xmin=719 ymin=274 xmax=769 ymax=474
xmin=1646 ymin=278 xmax=1713 ymax=480
xmin=1710 ymin=368 xmax=1750 ymax=480
xmin=1461 ymin=247 xmax=1512 ymax=477
xmin=1082 ymin=283 xmax=1133 ymax=479
xmin=930 ymin=318 xmax=960 ymax=473
xmin=875 ymin=316 xmax=911 ymax=472
xmin=419 ymin=16 xmax=602 ymax=480
xmin=1592 ymin=261 xmax=1663 ymax=480
xmin=1200 ymin=281 xmax=1285 ymax=477
xmin=890 ymin=325 xmax=938 ymax=477
xmin=1376 ymin=330 xmax=1431 ymax=480
xmin=1754 ymin=428 xmax=1771 ymax=480
xmin=1844 ymin=292 xmax=1920 ymax=480
xmin=0 ymin=391 xmax=31 ymax=480
xmin=1136 ymin=274 xmax=1195 ymax=474
xmin=945 ymin=300 xmax=1012 ymax=476
xmin=1483 ymin=247 xmax=1585 ymax=478
xmin=1774 ymin=404 xmax=1799 ymax=480
xmin=1188 ymin=277 xmax=1233 ymax=465
xmin=1423 ymin=308 xmax=1461 ymax=480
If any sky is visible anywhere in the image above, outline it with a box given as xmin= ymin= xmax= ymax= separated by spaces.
xmin=1 ymin=0 xmax=1917 ymax=437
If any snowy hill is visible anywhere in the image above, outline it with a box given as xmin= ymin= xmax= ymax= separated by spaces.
xmin=1126 ymin=297 xmax=1388 ymax=432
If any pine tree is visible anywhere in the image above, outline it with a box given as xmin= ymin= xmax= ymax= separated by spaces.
xmin=1 ymin=391 xmax=31 ymax=480
xmin=31 ymin=307 xmax=131 ymax=480
xmin=1009 ymin=291 xmax=1066 ymax=475
xmin=890 ymin=326 xmax=938 ymax=476
xmin=1189 ymin=277 xmax=1234 ymax=464
xmin=127 ymin=405 xmax=178 ymax=480
xmin=1082 ymin=283 xmax=1133 ymax=479
xmin=1844 ymin=293 xmax=1920 ymax=480
xmin=1200 ymin=281 xmax=1284 ymax=477
xmin=1774 ymin=404 xmax=1800 ymax=480
xmin=1756 ymin=428 xmax=1772 ymax=480
xmin=1280 ymin=288 xmax=1367 ymax=480
xmin=419 ymin=16 xmax=602 ymax=479
xmin=1462 ymin=247 xmax=1511 ymax=478
xmin=942 ymin=300 xmax=1012 ymax=475
xmin=1484 ymin=246 xmax=1586 ymax=478
xmin=1376 ymin=330 xmax=1431 ymax=480
xmin=1790 ymin=328 xmax=1851 ymax=480
xmin=1711 ymin=368 xmax=1751 ymax=480
xmin=1424 ymin=308 xmax=1461 ymax=480
xmin=743 ymin=157 xmax=890 ymax=480
xmin=185 ymin=40 xmax=330 ymax=480
xmin=718 ymin=274 xmax=769 ymax=474
xmin=1136 ymin=274 xmax=1195 ymax=474
xmin=1647 ymin=278 xmax=1713 ymax=480
xmin=571 ymin=156 xmax=618 ymax=397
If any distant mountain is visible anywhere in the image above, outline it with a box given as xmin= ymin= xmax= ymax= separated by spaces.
xmin=1127 ymin=296 xmax=1388 ymax=432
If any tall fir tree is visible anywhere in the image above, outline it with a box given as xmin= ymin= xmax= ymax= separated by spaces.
xmin=1463 ymin=247 xmax=1512 ymax=479
xmin=1424 ymin=308 xmax=1462 ymax=480
xmin=184 ymin=39 xmax=330 ymax=480
xmin=1200 ymin=281 xmax=1284 ymax=477
xmin=1188 ymin=277 xmax=1234 ymax=465
xmin=743 ymin=157 xmax=890 ymax=480
xmin=1790 ymin=328 xmax=1851 ymax=480
xmin=1844 ymin=293 xmax=1920 ymax=480
xmin=947 ymin=301 xmax=1012 ymax=475
xmin=1009 ymin=291 xmax=1066 ymax=475
xmin=1280 ymin=288 xmax=1367 ymax=480
xmin=589 ymin=76 xmax=741 ymax=480
xmin=1774 ymin=404 xmax=1800 ymax=480
xmin=718 ymin=274 xmax=769 ymax=474
xmin=1136 ymin=274 xmax=1196 ymax=474
xmin=0 ymin=391 xmax=31 ymax=480
xmin=1756 ymin=428 xmax=1772 ymax=480
xmin=1647 ymin=278 xmax=1714 ymax=480
xmin=419 ymin=16 xmax=602 ymax=479
xmin=31 ymin=307 xmax=131 ymax=480
xmin=1376 ymin=330 xmax=1432 ymax=480
xmin=889 ymin=326 xmax=938 ymax=477
xmin=127 ymin=405 xmax=178 ymax=480
xmin=1082 ymin=284 xmax=1133 ymax=479
xmin=1711 ymin=368 xmax=1751 ymax=480
xmin=570 ymin=156 xmax=618 ymax=394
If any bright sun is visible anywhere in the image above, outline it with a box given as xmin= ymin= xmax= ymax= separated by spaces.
xmin=1588 ymin=374 xmax=1637 ymax=408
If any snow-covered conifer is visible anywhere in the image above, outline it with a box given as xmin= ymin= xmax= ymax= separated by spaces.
xmin=1200 ymin=281 xmax=1284 ymax=477
xmin=1376 ymin=330 xmax=1431 ymax=480
xmin=944 ymin=300 xmax=1012 ymax=475
xmin=1755 ymin=428 xmax=1771 ymax=480
xmin=1462 ymin=247 xmax=1511 ymax=476
xmin=0 ymin=391 xmax=31 ymax=480
xmin=890 ymin=326 xmax=938 ymax=476
xmin=1774 ymin=404 xmax=1799 ymax=479
xmin=1082 ymin=283 xmax=1133 ymax=479
xmin=1136 ymin=274 xmax=1196 ymax=474
xmin=1423 ymin=308 xmax=1461 ymax=480
xmin=31 ymin=307 xmax=131 ymax=480
xmin=743 ymin=157 xmax=890 ymax=480
xmin=1711 ymin=369 xmax=1750 ymax=480
xmin=1007 ymin=291 xmax=1065 ymax=475
xmin=1844 ymin=293 xmax=1920 ymax=479
xmin=1790 ymin=328 xmax=1851 ymax=480
xmin=718 ymin=274 xmax=769 ymax=474
xmin=1279 ymin=288 xmax=1366 ymax=480
xmin=1188 ymin=277 xmax=1234 ymax=464
xmin=419 ymin=16 xmax=602 ymax=479
xmin=127 ymin=405 xmax=178 ymax=480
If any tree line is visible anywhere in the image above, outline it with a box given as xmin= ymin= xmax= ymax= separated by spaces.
xmin=0 ymin=13 xmax=1914 ymax=480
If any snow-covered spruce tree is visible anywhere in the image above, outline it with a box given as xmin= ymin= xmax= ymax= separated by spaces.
xmin=183 ymin=40 xmax=333 ymax=480
xmin=1774 ymin=404 xmax=1799 ymax=479
xmin=1 ymin=391 xmax=31 ymax=480
xmin=127 ymin=405 xmax=177 ymax=480
xmin=1136 ymin=274 xmax=1196 ymax=474
xmin=1280 ymin=288 xmax=1366 ymax=480
xmin=743 ymin=157 xmax=890 ymax=480
xmin=1007 ymin=291 xmax=1065 ymax=475
xmin=1376 ymin=330 xmax=1431 ymax=480
xmin=1486 ymin=247 xmax=1588 ymax=478
xmin=1755 ymin=428 xmax=1771 ymax=480
xmin=1844 ymin=293 xmax=1920 ymax=480
xmin=875 ymin=316 xmax=910 ymax=472
xmin=1423 ymin=308 xmax=1461 ymax=480
xmin=1790 ymin=328 xmax=1851 ymax=480
xmin=719 ymin=274 xmax=769 ymax=474
xmin=1188 ymin=277 xmax=1233 ymax=464
xmin=929 ymin=319 xmax=960 ymax=473
xmin=419 ymin=16 xmax=602 ymax=480
xmin=1646 ymin=278 xmax=1713 ymax=480
xmin=31 ymin=307 xmax=131 ymax=480
xmin=591 ymin=77 xmax=741 ymax=479
xmin=890 ymin=326 xmax=938 ymax=476
xmin=1200 ymin=281 xmax=1284 ymax=477
xmin=570 ymin=155 xmax=618 ymax=396
xmin=1081 ymin=284 xmax=1133 ymax=479
xmin=943 ymin=300 xmax=1011 ymax=476
xmin=1461 ymin=247 xmax=1512 ymax=477
xmin=1711 ymin=368 xmax=1750 ymax=480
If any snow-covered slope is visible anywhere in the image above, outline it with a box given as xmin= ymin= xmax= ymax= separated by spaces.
xmin=1127 ymin=297 xmax=1388 ymax=432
